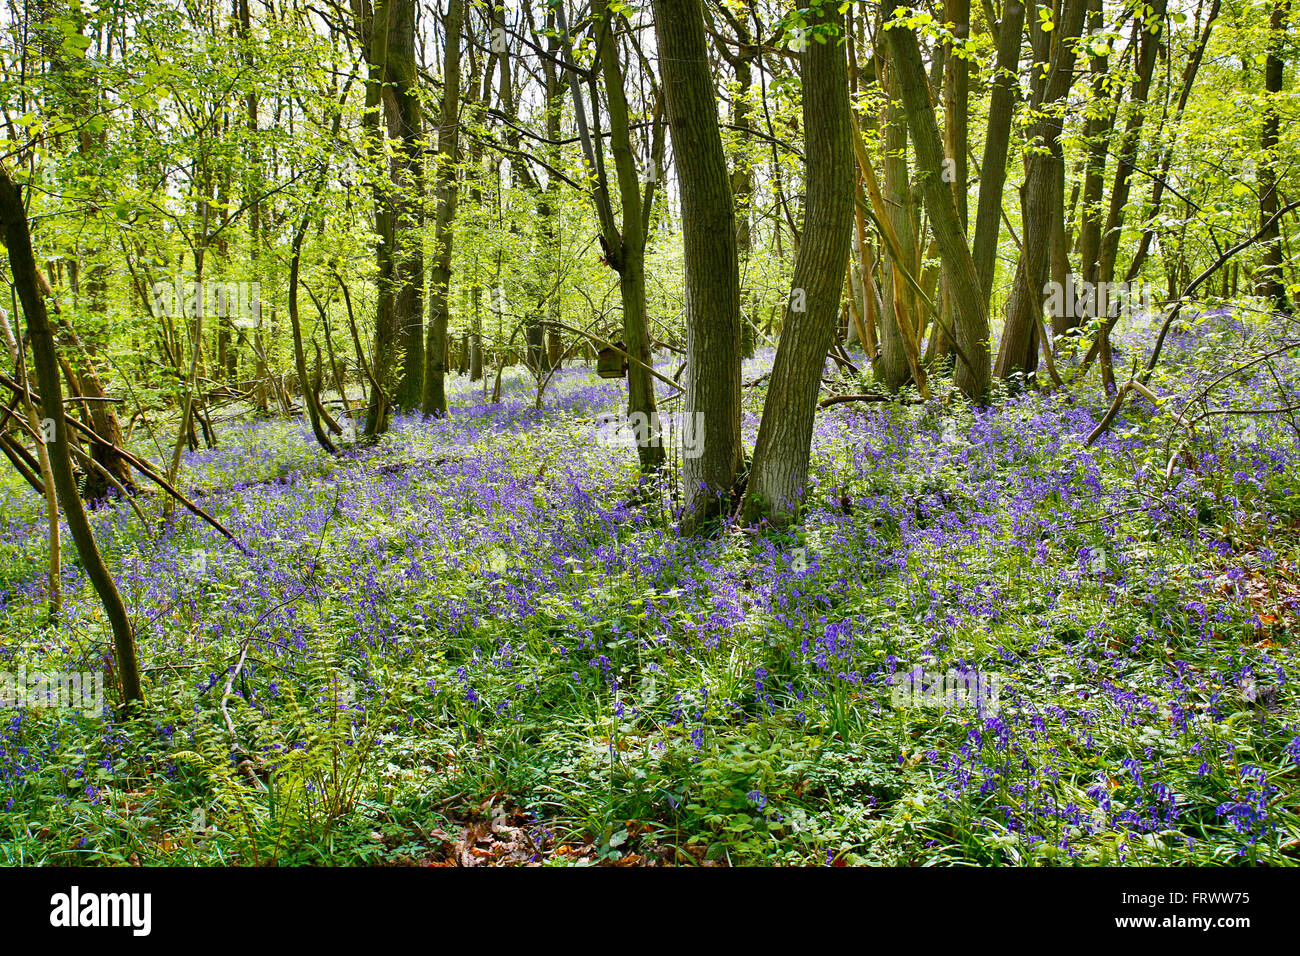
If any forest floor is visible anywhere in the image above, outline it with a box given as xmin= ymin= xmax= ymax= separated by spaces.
xmin=1 ymin=310 xmax=1299 ymax=865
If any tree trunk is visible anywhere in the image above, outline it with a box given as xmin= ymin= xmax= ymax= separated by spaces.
xmin=742 ymin=2 xmax=853 ymax=525
xmin=1094 ymin=0 xmax=1170 ymax=386
xmin=355 ymin=0 xmax=397 ymax=434
xmin=994 ymin=0 xmax=1088 ymax=381
xmin=652 ymin=0 xmax=744 ymax=531
xmin=971 ymin=0 xmax=1025 ymax=307
xmin=577 ymin=0 xmax=665 ymax=471
xmin=936 ymin=0 xmax=970 ymax=357
xmin=288 ymin=178 xmax=337 ymax=454
xmin=878 ymin=57 xmax=916 ymax=392
xmin=387 ymin=0 xmax=425 ymax=411
xmin=886 ymin=12 xmax=991 ymax=401
xmin=422 ymin=0 xmax=463 ymax=417
xmin=57 ymin=319 xmax=137 ymax=503
xmin=1072 ymin=0 xmax=1113 ymax=335
xmin=0 ymin=164 xmax=142 ymax=706
xmin=1256 ymin=0 xmax=1290 ymax=312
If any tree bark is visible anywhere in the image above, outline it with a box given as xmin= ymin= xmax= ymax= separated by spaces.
xmin=1094 ymin=0 xmax=1170 ymax=387
xmin=387 ymin=0 xmax=425 ymax=411
xmin=1256 ymin=0 xmax=1291 ymax=312
xmin=970 ymin=0 xmax=1024 ymax=307
xmin=936 ymin=0 xmax=970 ymax=357
xmin=354 ymin=0 xmax=397 ymax=434
xmin=422 ymin=0 xmax=463 ymax=417
xmin=593 ymin=0 xmax=664 ymax=471
xmin=0 ymin=164 xmax=142 ymax=706
xmin=288 ymin=177 xmax=338 ymax=454
xmin=878 ymin=54 xmax=916 ymax=392
xmin=742 ymin=3 xmax=853 ymax=525
xmin=652 ymin=0 xmax=744 ymax=531
xmin=886 ymin=11 xmax=992 ymax=401
xmin=1071 ymin=0 xmax=1112 ymax=336
xmin=994 ymin=0 xmax=1088 ymax=381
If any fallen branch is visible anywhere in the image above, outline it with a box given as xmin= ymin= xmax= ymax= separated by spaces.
xmin=819 ymin=392 xmax=925 ymax=409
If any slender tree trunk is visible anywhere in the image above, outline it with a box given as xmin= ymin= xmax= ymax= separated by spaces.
xmin=388 ymin=0 xmax=425 ymax=411
xmin=164 ymin=203 xmax=210 ymax=506
xmin=0 ymin=165 xmax=142 ymax=705
xmin=742 ymin=3 xmax=853 ymax=525
xmin=878 ymin=57 xmax=916 ymax=392
xmin=652 ymin=0 xmax=743 ymax=531
xmin=935 ymin=0 xmax=970 ymax=358
xmin=236 ymin=0 xmax=265 ymax=407
xmin=288 ymin=179 xmax=337 ymax=453
xmin=1122 ymin=0 xmax=1220 ymax=287
xmin=54 ymin=318 xmax=136 ymax=503
xmin=716 ymin=10 xmax=758 ymax=357
xmin=886 ymin=10 xmax=991 ymax=401
xmin=355 ymin=0 xmax=396 ymax=434
xmin=1073 ymin=0 xmax=1112 ymax=336
xmin=971 ymin=0 xmax=1025 ymax=306
xmin=994 ymin=0 xmax=1088 ymax=381
xmin=1256 ymin=0 xmax=1291 ymax=312
xmin=1094 ymin=0 xmax=1170 ymax=386
xmin=597 ymin=1 xmax=664 ymax=471
xmin=422 ymin=0 xmax=462 ymax=417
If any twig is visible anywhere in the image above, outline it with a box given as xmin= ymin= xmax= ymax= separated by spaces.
xmin=1085 ymin=199 xmax=1300 ymax=447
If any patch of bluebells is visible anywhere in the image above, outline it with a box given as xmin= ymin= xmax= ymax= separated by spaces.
xmin=0 ymin=315 xmax=1295 ymax=861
